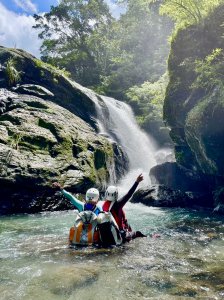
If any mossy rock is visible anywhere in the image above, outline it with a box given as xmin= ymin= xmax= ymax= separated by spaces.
xmin=186 ymin=89 xmax=224 ymax=176
xmin=0 ymin=46 xmax=97 ymax=128
xmin=0 ymin=91 xmax=115 ymax=214
xmin=0 ymin=47 xmax=129 ymax=214
xmin=162 ymin=4 xmax=224 ymax=208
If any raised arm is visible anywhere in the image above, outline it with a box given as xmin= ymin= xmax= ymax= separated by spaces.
xmin=52 ymin=182 xmax=84 ymax=212
xmin=117 ymin=174 xmax=143 ymax=208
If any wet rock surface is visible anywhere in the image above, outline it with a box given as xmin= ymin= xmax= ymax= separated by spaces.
xmin=0 ymin=47 xmax=128 ymax=215
xmin=149 ymin=162 xmax=216 ymax=208
xmin=0 ymin=46 xmax=97 ymax=127
xmin=150 ymin=162 xmax=207 ymax=193
xmin=0 ymin=90 xmax=116 ymax=214
xmin=131 ymin=181 xmax=219 ymax=210
xmin=131 ymin=184 xmax=192 ymax=207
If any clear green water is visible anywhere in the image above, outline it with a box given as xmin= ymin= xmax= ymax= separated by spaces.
xmin=0 ymin=203 xmax=224 ymax=300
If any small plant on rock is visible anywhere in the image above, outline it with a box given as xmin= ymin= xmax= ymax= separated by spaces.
xmin=5 ymin=58 xmax=21 ymax=87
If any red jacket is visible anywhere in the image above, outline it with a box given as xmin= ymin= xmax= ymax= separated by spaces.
xmin=102 ymin=181 xmax=139 ymax=230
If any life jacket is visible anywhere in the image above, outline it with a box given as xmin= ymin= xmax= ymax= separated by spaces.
xmin=102 ymin=201 xmax=130 ymax=231
xmin=97 ymin=212 xmax=122 ymax=246
xmin=69 ymin=211 xmax=100 ymax=246
xmin=84 ymin=203 xmax=101 ymax=215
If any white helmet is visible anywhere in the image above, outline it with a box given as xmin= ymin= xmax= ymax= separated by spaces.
xmin=105 ymin=186 xmax=118 ymax=202
xmin=85 ymin=188 xmax=99 ymax=203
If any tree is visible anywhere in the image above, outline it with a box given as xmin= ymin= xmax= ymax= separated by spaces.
xmin=125 ymin=73 xmax=168 ymax=123
xmin=33 ymin=0 xmax=113 ymax=86
xmin=34 ymin=0 xmax=173 ymax=98
xmin=159 ymin=0 xmax=224 ymax=28
xmin=99 ymin=0 xmax=173 ymax=98
xmin=192 ymin=48 xmax=224 ymax=92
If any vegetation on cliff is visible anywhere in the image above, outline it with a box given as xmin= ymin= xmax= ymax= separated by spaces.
xmin=160 ymin=0 xmax=224 ymax=29
xmin=160 ymin=2 xmax=224 ymax=209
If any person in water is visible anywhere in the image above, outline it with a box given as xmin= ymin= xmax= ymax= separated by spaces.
xmin=100 ymin=174 xmax=147 ymax=241
xmin=52 ymin=182 xmax=101 ymax=215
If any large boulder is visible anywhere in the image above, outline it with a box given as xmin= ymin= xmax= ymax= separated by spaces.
xmin=150 ymin=162 xmax=214 ymax=207
xmin=150 ymin=162 xmax=215 ymax=193
xmin=131 ymin=183 xmax=215 ymax=209
xmin=0 ymin=47 xmax=129 ymax=214
xmin=0 ymin=46 xmax=98 ymax=127
xmin=0 ymin=89 xmax=119 ymax=214
xmin=131 ymin=185 xmax=192 ymax=208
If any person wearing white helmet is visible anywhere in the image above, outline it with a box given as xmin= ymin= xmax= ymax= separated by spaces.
xmin=52 ymin=182 xmax=101 ymax=215
xmin=101 ymin=174 xmax=146 ymax=241
xmin=105 ymin=186 xmax=119 ymax=202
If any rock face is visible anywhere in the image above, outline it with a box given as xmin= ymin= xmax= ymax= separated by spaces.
xmin=0 ymin=47 xmax=128 ymax=214
xmin=150 ymin=163 xmax=214 ymax=207
xmin=0 ymin=46 xmax=98 ymax=127
xmin=131 ymin=183 xmax=216 ymax=209
xmin=164 ymin=6 xmax=224 ymax=176
xmin=152 ymin=5 xmax=224 ymax=210
xmin=131 ymin=185 xmax=192 ymax=208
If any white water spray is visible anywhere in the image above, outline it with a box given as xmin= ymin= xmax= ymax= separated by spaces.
xmin=97 ymin=96 xmax=157 ymax=195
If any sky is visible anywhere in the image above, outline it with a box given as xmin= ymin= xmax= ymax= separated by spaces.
xmin=0 ymin=0 xmax=123 ymax=57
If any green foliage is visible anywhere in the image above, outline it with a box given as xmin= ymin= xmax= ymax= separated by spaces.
xmin=5 ymin=58 xmax=21 ymax=86
xmin=33 ymin=0 xmax=113 ymax=87
xmin=192 ymin=48 xmax=224 ymax=92
xmin=9 ymin=133 xmax=23 ymax=150
xmin=34 ymin=0 xmax=173 ymax=98
xmin=125 ymin=73 xmax=168 ymax=124
xmin=160 ymin=0 xmax=224 ymax=29
xmin=98 ymin=0 xmax=172 ymax=98
xmin=34 ymin=59 xmax=71 ymax=78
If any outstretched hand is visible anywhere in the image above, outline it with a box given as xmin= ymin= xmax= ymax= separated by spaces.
xmin=136 ymin=173 xmax=143 ymax=183
xmin=52 ymin=182 xmax=62 ymax=190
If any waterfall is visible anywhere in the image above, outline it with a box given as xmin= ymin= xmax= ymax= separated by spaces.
xmin=79 ymin=86 xmax=159 ymax=193
xmin=97 ymin=95 xmax=157 ymax=195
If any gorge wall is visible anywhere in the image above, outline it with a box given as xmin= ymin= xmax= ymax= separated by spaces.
xmin=151 ymin=5 xmax=224 ymax=210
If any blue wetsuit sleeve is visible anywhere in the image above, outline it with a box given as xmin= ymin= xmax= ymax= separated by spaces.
xmin=61 ymin=189 xmax=84 ymax=212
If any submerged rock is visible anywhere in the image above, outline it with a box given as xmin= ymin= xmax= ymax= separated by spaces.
xmin=30 ymin=265 xmax=99 ymax=298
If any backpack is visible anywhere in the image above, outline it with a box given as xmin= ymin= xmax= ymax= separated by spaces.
xmin=69 ymin=211 xmax=99 ymax=246
xmin=97 ymin=212 xmax=122 ymax=247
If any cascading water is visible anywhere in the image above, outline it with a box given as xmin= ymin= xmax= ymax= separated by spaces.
xmin=97 ymin=95 xmax=157 ymax=194
xmin=74 ymin=87 xmax=118 ymax=184
xmin=73 ymin=86 xmax=158 ymax=190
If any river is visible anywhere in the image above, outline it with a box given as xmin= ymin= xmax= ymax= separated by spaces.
xmin=0 ymin=204 xmax=224 ymax=300
xmin=1 ymin=96 xmax=223 ymax=299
